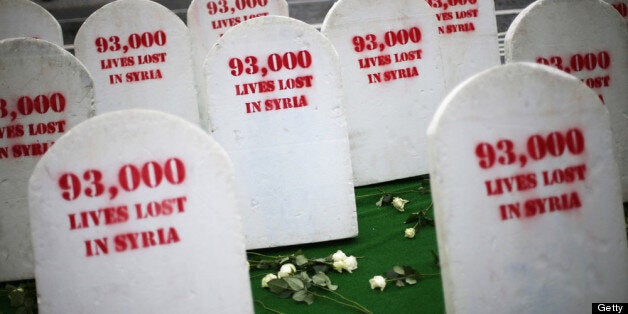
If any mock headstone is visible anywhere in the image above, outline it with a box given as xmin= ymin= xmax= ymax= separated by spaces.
xmin=0 ymin=38 xmax=94 ymax=281
xmin=428 ymin=63 xmax=628 ymax=313
xmin=321 ymin=0 xmax=446 ymax=186
xmin=0 ymin=0 xmax=63 ymax=46
xmin=505 ymin=0 xmax=628 ymax=201
xmin=29 ymin=109 xmax=252 ymax=313
xmin=425 ymin=0 xmax=500 ymax=88
xmin=187 ymin=0 xmax=288 ymax=130
xmin=604 ymin=0 xmax=628 ymax=24
xmin=204 ymin=16 xmax=357 ymax=249
xmin=74 ymin=0 xmax=201 ymax=126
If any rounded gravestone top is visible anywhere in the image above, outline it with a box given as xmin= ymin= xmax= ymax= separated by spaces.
xmin=505 ymin=0 xmax=627 ymax=60
xmin=429 ymin=62 xmax=605 ymax=128
xmin=74 ymin=0 xmax=200 ymax=125
xmin=0 ymin=0 xmax=63 ymax=46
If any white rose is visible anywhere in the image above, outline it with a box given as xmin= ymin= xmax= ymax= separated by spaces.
xmin=332 ymin=250 xmax=347 ymax=262
xmin=261 ymin=273 xmax=277 ymax=288
xmin=404 ymin=228 xmax=416 ymax=239
xmin=277 ymin=263 xmax=296 ymax=278
xmin=392 ymin=197 xmax=409 ymax=211
xmin=344 ymin=256 xmax=358 ymax=273
xmin=333 ymin=260 xmax=345 ymax=273
xmin=369 ymin=275 xmax=386 ymax=291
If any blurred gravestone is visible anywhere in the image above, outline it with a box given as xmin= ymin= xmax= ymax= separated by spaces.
xmin=0 ymin=38 xmax=94 ymax=281
xmin=424 ymin=0 xmax=500 ymax=88
xmin=505 ymin=0 xmax=628 ymax=200
xmin=428 ymin=62 xmax=628 ymax=313
xmin=322 ymin=0 xmax=445 ymax=185
xmin=29 ymin=110 xmax=252 ymax=313
xmin=0 ymin=0 xmax=63 ymax=46
xmin=74 ymin=0 xmax=201 ymax=126
xmin=204 ymin=16 xmax=357 ymax=249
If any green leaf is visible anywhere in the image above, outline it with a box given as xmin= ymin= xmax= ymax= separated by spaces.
xmin=284 ymin=277 xmax=305 ymax=291
xmin=296 ymin=271 xmax=311 ymax=283
xmin=278 ymin=290 xmax=293 ymax=299
xmin=385 ymin=269 xmax=399 ymax=280
xmin=405 ymin=278 xmax=417 ymax=285
xmin=405 ymin=212 xmax=421 ymax=224
xmin=267 ymin=279 xmax=288 ymax=294
xmin=312 ymin=265 xmax=328 ymax=274
xmin=304 ymin=293 xmax=315 ymax=305
xmin=393 ymin=266 xmax=405 ymax=275
xmin=403 ymin=266 xmax=417 ymax=276
xmin=295 ymin=255 xmax=308 ymax=266
xmin=312 ymin=273 xmax=328 ymax=286
xmin=292 ymin=290 xmax=307 ymax=302
xmin=279 ymin=257 xmax=289 ymax=264
xmin=381 ymin=194 xmax=393 ymax=205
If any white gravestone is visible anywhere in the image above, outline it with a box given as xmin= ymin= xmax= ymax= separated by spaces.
xmin=187 ymin=0 xmax=288 ymax=130
xmin=504 ymin=0 xmax=628 ymax=201
xmin=74 ymin=0 xmax=201 ymax=126
xmin=29 ymin=109 xmax=253 ymax=313
xmin=0 ymin=0 xmax=63 ymax=46
xmin=321 ymin=0 xmax=446 ymax=186
xmin=604 ymin=0 xmax=628 ymax=24
xmin=428 ymin=63 xmax=628 ymax=313
xmin=0 ymin=38 xmax=94 ymax=281
xmin=424 ymin=0 xmax=500 ymax=88
xmin=204 ymin=16 xmax=357 ymax=249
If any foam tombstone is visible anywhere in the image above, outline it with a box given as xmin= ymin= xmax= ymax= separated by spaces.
xmin=0 ymin=38 xmax=94 ymax=281
xmin=428 ymin=63 xmax=627 ymax=313
xmin=29 ymin=110 xmax=253 ymax=313
xmin=322 ymin=0 xmax=445 ymax=185
xmin=505 ymin=0 xmax=628 ymax=200
xmin=204 ymin=16 xmax=358 ymax=249
xmin=74 ymin=0 xmax=202 ymax=126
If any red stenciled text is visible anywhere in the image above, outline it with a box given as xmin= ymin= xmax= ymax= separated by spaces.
xmin=228 ymin=50 xmax=315 ymax=114
xmin=57 ymin=157 xmax=186 ymax=202
xmin=611 ymin=2 xmax=627 ymax=18
xmin=0 ymin=92 xmax=67 ymax=160
xmin=493 ymin=164 xmax=587 ymax=221
xmin=207 ymin=0 xmax=270 ymax=30
xmin=499 ymin=191 xmax=582 ymax=221
xmin=94 ymin=30 xmax=168 ymax=86
xmin=80 ymin=195 xmax=188 ymax=257
xmin=85 ymin=226 xmax=181 ymax=257
xmin=351 ymin=27 xmax=424 ymax=84
xmin=475 ymin=128 xmax=585 ymax=170
xmin=426 ymin=0 xmax=479 ymax=35
xmin=536 ymin=51 xmax=612 ymax=104
xmin=474 ymin=127 xmax=589 ymax=222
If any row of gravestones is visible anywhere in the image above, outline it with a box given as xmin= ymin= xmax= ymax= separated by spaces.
xmin=0 ymin=0 xmax=626 ymax=312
